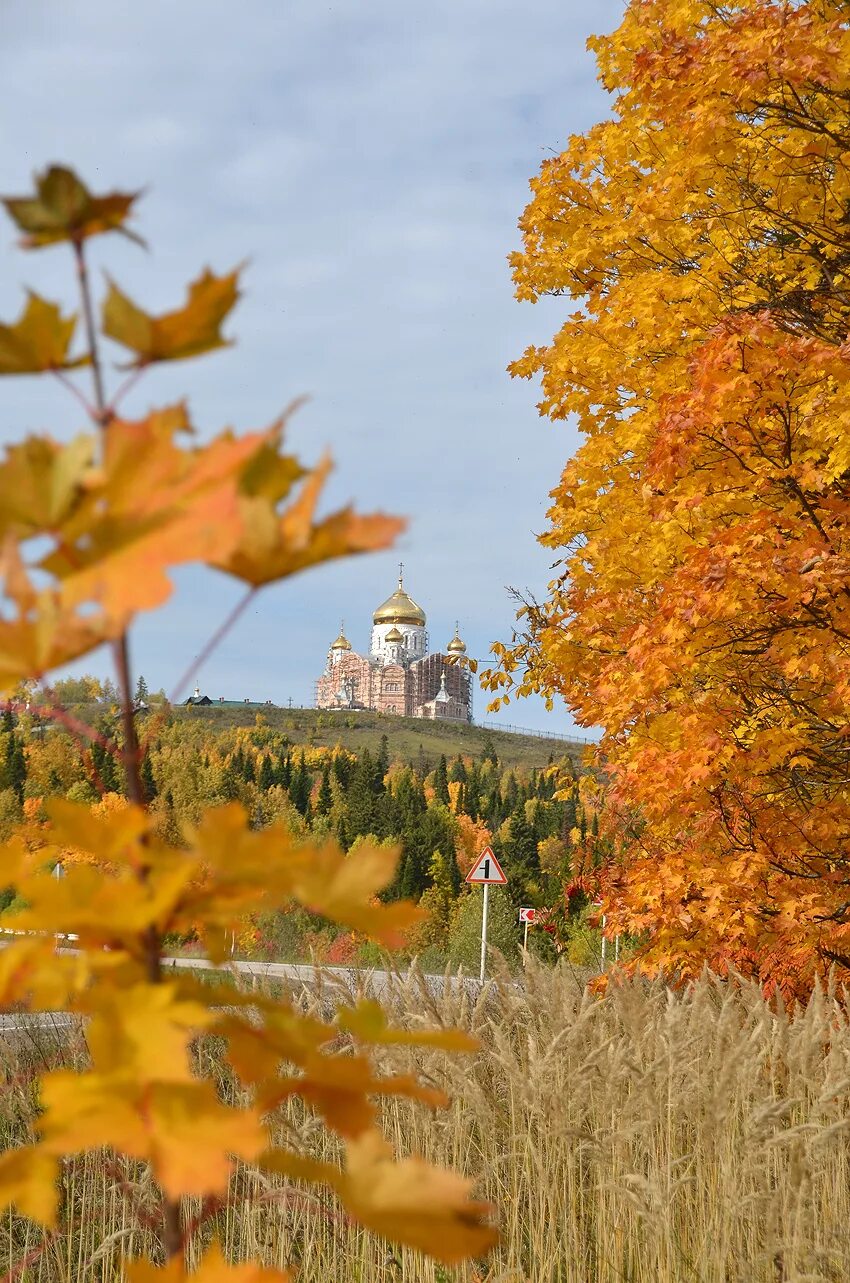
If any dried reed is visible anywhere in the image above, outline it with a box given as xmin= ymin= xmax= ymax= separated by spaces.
xmin=3 ymin=963 xmax=850 ymax=1282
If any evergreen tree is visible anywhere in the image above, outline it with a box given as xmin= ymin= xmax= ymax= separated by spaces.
xmin=506 ymin=802 xmax=539 ymax=879
xmin=561 ymin=790 xmax=578 ymax=839
xmin=219 ymin=759 xmax=240 ymax=801
xmin=134 ymin=674 xmax=149 ymax=703
xmin=316 ymin=764 xmax=332 ymax=816
xmin=346 ymin=752 xmax=377 ymax=836
xmin=140 ymin=752 xmax=157 ymax=802
xmin=485 ymin=787 xmax=502 ymax=832
xmin=449 ymin=755 xmax=467 ymax=784
xmin=258 ymin=754 xmax=275 ymax=792
xmin=481 ymin=735 xmax=499 ymax=766
xmin=92 ymin=739 xmax=119 ymax=794
xmin=433 ymin=755 xmax=451 ymax=807
xmin=1 ymin=707 xmax=13 ymax=735
xmin=375 ymin=734 xmax=390 ymax=788
xmin=393 ymin=768 xmax=427 ymax=825
xmin=465 ymin=763 xmax=481 ymax=820
xmin=277 ymin=753 xmax=293 ymax=789
xmin=241 ymin=751 xmax=255 ymax=784
xmin=503 ymin=772 xmax=519 ymax=813
xmin=4 ymin=734 xmax=26 ymax=803
xmin=331 ymin=752 xmax=350 ymax=788
xmin=398 ymin=845 xmax=429 ymax=900
xmin=289 ymin=753 xmax=311 ymax=816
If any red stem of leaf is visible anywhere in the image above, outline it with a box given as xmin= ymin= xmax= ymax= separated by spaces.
xmin=106 ymin=365 xmax=146 ymax=416
xmin=71 ymin=235 xmax=183 ymax=1259
xmin=50 ymin=369 xmax=96 ymax=419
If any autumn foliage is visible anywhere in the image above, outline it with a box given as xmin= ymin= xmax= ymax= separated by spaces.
xmin=485 ymin=1 xmax=850 ymax=992
xmin=0 ymin=166 xmax=497 ymax=1275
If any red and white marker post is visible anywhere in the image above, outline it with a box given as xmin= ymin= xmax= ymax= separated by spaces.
xmin=465 ymin=845 xmax=508 ymax=982
xmin=518 ymin=906 xmax=537 ymax=955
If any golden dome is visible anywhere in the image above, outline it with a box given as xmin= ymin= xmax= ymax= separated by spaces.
xmin=384 ymin=626 xmax=404 ymax=642
xmin=447 ymin=623 xmax=466 ymax=654
xmin=331 ymin=631 xmax=352 ymax=651
xmin=373 ymin=571 xmax=426 ymax=626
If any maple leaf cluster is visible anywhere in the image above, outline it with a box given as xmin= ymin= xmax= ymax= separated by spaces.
xmin=0 ymin=167 xmax=497 ymax=1274
xmin=484 ymin=1 xmax=850 ymax=993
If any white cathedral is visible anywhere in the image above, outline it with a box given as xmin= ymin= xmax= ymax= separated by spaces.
xmin=314 ymin=568 xmax=472 ymax=722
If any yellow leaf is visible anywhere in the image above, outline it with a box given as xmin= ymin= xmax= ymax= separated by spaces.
xmin=127 ymin=1241 xmax=292 ymax=1282
xmin=2 ymin=164 xmax=142 ymax=248
xmin=102 ymin=267 xmax=241 ymax=365
xmin=0 ymin=435 xmax=93 ymax=537
xmin=0 ymin=540 xmax=118 ymax=693
xmin=0 ymin=1145 xmax=59 ymax=1228
xmin=40 ymin=1075 xmax=266 ymax=1198
xmin=84 ymin=983 xmax=213 ymax=1082
xmin=41 ymin=415 xmax=264 ymax=629
xmin=213 ymin=453 xmax=405 ymax=588
xmin=342 ymin=1131 xmax=497 ymax=1264
xmin=0 ymin=294 xmax=87 ymax=375
xmin=337 ymin=999 xmax=478 ymax=1053
xmin=45 ymin=796 xmax=150 ymax=862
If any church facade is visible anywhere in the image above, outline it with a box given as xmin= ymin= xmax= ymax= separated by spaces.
xmin=314 ymin=570 xmax=472 ymax=722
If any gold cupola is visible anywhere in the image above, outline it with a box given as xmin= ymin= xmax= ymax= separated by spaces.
xmin=384 ymin=626 xmax=404 ymax=642
xmin=331 ymin=622 xmax=352 ymax=651
xmin=373 ymin=566 xmax=426 ymax=626
xmin=446 ymin=622 xmax=466 ymax=654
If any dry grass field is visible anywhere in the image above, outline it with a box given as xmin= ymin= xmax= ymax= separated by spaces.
xmin=4 ymin=963 xmax=850 ymax=1282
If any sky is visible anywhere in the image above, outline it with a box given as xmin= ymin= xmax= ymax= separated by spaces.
xmin=0 ymin=0 xmax=624 ymax=736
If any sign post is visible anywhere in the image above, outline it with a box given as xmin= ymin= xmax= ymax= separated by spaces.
xmin=465 ymin=845 xmax=508 ymax=982
xmin=518 ymin=906 xmax=537 ymax=956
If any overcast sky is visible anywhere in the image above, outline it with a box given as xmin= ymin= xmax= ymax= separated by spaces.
xmin=0 ymin=0 xmax=623 ymax=735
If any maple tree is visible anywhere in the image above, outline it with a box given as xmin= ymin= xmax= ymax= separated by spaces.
xmin=0 ymin=165 xmax=498 ymax=1275
xmin=484 ymin=1 xmax=850 ymax=992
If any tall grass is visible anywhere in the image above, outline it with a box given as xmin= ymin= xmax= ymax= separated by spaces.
xmin=3 ymin=964 xmax=850 ymax=1282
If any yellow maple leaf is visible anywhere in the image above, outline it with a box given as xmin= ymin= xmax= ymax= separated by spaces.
xmin=2 ymin=164 xmax=142 ymax=248
xmin=126 ymin=1241 xmax=291 ymax=1282
xmin=213 ymin=453 xmax=405 ymax=588
xmin=0 ymin=539 xmax=118 ymax=693
xmin=0 ymin=431 xmax=92 ymax=531
xmin=41 ymin=1075 xmax=265 ymax=1199
xmin=341 ymin=1131 xmax=497 ymax=1263
xmin=0 ymin=294 xmax=88 ymax=375
xmin=0 ymin=1145 xmax=59 ymax=1228
xmin=102 ymin=267 xmax=241 ymax=365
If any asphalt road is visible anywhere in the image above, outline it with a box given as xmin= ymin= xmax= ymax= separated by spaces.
xmin=0 ymin=954 xmax=484 ymax=1033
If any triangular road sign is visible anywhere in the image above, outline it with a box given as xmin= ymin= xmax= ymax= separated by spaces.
xmin=466 ymin=845 xmax=507 ymax=885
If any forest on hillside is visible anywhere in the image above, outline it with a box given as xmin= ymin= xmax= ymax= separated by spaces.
xmin=0 ymin=683 xmax=602 ymax=972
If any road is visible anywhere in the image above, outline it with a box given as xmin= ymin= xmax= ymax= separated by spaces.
xmin=0 ymin=954 xmax=484 ymax=1034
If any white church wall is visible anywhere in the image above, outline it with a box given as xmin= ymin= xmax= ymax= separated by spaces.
xmin=370 ymin=621 xmax=428 ymax=663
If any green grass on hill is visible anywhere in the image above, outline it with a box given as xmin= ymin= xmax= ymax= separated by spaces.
xmin=173 ymin=704 xmax=586 ymax=772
